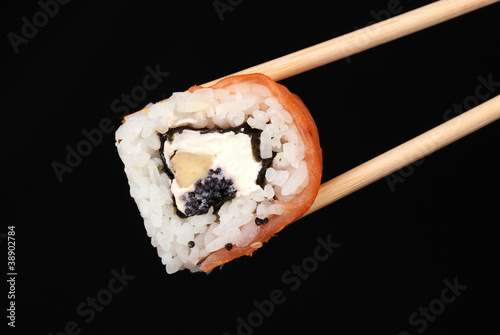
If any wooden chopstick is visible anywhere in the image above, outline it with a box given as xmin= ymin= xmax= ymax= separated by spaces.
xmin=304 ymin=94 xmax=500 ymax=217
xmin=134 ymin=0 xmax=498 ymax=117
xmin=201 ymin=0 xmax=499 ymax=86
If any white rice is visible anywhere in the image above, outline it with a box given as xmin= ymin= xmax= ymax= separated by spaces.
xmin=116 ymin=82 xmax=308 ymax=273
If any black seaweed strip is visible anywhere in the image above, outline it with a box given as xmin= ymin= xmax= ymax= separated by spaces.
xmin=157 ymin=124 xmax=274 ymax=187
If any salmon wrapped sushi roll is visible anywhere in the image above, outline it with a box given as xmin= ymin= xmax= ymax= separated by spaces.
xmin=115 ymin=73 xmax=322 ymax=273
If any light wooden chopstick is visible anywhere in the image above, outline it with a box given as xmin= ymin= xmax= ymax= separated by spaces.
xmin=135 ymin=0 xmax=498 ymax=116
xmin=304 ymin=94 xmax=500 ymax=216
xmin=201 ymin=0 xmax=499 ymax=86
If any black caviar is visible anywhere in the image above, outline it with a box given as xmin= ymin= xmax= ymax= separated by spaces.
xmin=187 ymin=241 xmax=195 ymax=248
xmin=255 ymin=217 xmax=269 ymax=226
xmin=182 ymin=167 xmax=237 ymax=217
xmin=225 ymin=243 xmax=233 ymax=251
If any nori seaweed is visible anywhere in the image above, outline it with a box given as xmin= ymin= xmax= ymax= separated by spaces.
xmin=157 ymin=125 xmax=274 ymax=188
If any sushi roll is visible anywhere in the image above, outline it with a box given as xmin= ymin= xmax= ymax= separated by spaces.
xmin=116 ymin=73 xmax=322 ymax=273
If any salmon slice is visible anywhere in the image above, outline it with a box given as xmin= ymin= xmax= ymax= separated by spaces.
xmin=186 ymin=73 xmax=323 ymax=272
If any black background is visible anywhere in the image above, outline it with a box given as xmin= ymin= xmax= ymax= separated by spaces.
xmin=3 ymin=0 xmax=500 ymax=334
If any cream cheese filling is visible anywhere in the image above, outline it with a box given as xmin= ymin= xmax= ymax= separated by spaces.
xmin=163 ymin=130 xmax=262 ymax=214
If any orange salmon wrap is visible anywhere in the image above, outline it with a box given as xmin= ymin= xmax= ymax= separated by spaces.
xmin=188 ymin=74 xmax=323 ymax=272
